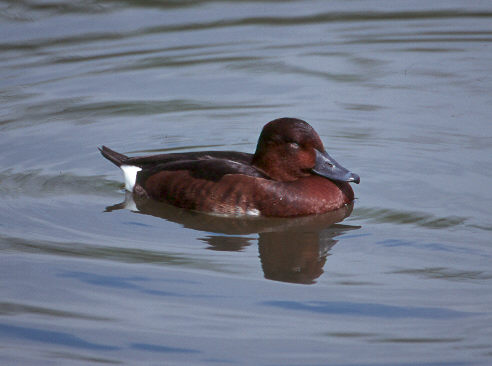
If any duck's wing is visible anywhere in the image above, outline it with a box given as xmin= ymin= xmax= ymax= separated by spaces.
xmin=137 ymin=156 xmax=267 ymax=184
xmin=126 ymin=151 xmax=253 ymax=169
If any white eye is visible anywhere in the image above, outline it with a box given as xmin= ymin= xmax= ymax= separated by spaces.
xmin=288 ymin=142 xmax=300 ymax=149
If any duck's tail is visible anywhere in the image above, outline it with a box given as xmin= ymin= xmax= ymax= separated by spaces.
xmin=99 ymin=146 xmax=128 ymax=167
xmin=99 ymin=146 xmax=141 ymax=192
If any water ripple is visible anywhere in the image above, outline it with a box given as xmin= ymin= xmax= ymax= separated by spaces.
xmin=354 ymin=207 xmax=467 ymax=229
xmin=2 ymin=9 xmax=491 ymax=51
xmin=142 ymin=10 xmax=492 ymax=33
xmin=0 ymin=169 xmax=119 ymax=198
xmin=0 ymin=302 xmax=112 ymax=321
xmin=1 ymin=98 xmax=284 ymax=129
xmin=390 ymin=267 xmax=492 ymax=281
xmin=0 ymin=234 xmax=224 ymax=272
xmin=262 ymin=300 xmax=473 ymax=319
xmin=0 ymin=323 xmax=118 ymax=351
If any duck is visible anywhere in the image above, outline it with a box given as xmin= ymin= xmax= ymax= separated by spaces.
xmin=100 ymin=117 xmax=360 ymax=217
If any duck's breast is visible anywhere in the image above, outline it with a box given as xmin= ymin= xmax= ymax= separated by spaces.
xmin=254 ymin=176 xmax=354 ymax=217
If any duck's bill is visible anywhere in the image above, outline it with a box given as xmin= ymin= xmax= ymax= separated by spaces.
xmin=312 ymin=149 xmax=360 ymax=184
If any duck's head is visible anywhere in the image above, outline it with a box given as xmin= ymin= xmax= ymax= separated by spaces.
xmin=252 ymin=118 xmax=360 ymax=184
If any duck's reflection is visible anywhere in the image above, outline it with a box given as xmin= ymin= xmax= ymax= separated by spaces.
xmin=200 ymin=235 xmax=253 ymax=252
xmin=259 ymin=230 xmax=335 ymax=285
xmin=107 ymin=193 xmax=360 ymax=284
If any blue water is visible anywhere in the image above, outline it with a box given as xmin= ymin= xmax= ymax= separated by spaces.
xmin=1 ymin=1 xmax=492 ymax=365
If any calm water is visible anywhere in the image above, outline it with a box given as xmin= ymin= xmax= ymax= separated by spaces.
xmin=1 ymin=0 xmax=492 ymax=365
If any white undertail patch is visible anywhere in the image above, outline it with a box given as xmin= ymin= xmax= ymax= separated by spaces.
xmin=246 ymin=208 xmax=261 ymax=216
xmin=120 ymin=165 xmax=142 ymax=192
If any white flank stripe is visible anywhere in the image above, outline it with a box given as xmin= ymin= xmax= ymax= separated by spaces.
xmin=120 ymin=165 xmax=142 ymax=192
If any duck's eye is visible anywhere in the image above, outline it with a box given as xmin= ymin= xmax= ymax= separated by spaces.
xmin=288 ymin=142 xmax=300 ymax=149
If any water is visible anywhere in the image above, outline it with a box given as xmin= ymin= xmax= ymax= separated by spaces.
xmin=1 ymin=0 xmax=492 ymax=365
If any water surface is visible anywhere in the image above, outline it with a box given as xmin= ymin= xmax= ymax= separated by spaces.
xmin=1 ymin=1 xmax=492 ymax=365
